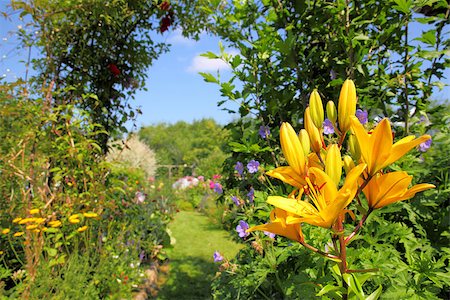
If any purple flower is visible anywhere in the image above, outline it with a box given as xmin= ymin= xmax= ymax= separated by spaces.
xmin=356 ymin=109 xmax=368 ymax=125
xmin=418 ymin=138 xmax=432 ymax=152
xmin=258 ymin=125 xmax=270 ymax=138
xmin=247 ymin=187 xmax=255 ymax=203
xmin=234 ymin=161 xmax=244 ymax=176
xmin=323 ymin=119 xmax=335 ymax=135
xmin=236 ymin=220 xmax=249 ymax=238
xmin=213 ymin=251 xmax=224 ymax=262
xmin=264 ymin=231 xmax=276 ymax=239
xmin=247 ymin=160 xmax=260 ymax=174
xmin=231 ymin=196 xmax=240 ymax=206
xmin=213 ymin=183 xmax=223 ymax=194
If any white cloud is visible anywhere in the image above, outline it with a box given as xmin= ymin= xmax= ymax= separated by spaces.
xmin=167 ymin=29 xmax=196 ymax=46
xmin=186 ymin=55 xmax=231 ymax=73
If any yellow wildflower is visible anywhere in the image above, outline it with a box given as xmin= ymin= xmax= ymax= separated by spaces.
xmin=48 ymin=220 xmax=62 ymax=228
xmin=13 ymin=232 xmax=25 ymax=237
xmin=83 ymin=212 xmax=98 ymax=218
xmin=29 ymin=209 xmax=40 ymax=215
xmin=12 ymin=217 xmax=22 ymax=223
xmin=18 ymin=218 xmax=36 ymax=224
xmin=26 ymin=224 xmax=38 ymax=230
xmin=34 ymin=218 xmax=46 ymax=224
xmin=350 ymin=117 xmax=431 ymax=176
xmin=2 ymin=228 xmax=10 ymax=234
xmin=362 ymin=171 xmax=435 ymax=209
xmin=69 ymin=218 xmax=80 ymax=224
xmin=77 ymin=226 xmax=88 ymax=232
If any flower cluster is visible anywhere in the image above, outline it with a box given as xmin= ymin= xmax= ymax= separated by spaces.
xmin=247 ymin=79 xmax=434 ymax=258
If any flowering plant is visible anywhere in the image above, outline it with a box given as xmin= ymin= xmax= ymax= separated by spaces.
xmin=245 ymin=80 xmax=435 ymax=299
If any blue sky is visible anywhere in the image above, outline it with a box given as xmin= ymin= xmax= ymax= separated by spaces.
xmin=1 ymin=2 xmax=448 ymax=131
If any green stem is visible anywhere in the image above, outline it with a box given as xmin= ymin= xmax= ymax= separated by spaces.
xmin=8 ymin=236 xmax=25 ymax=266
xmin=347 ymin=268 xmax=379 ymax=273
xmin=345 ymin=208 xmax=372 ymax=245
xmin=300 ymin=240 xmax=341 ymax=262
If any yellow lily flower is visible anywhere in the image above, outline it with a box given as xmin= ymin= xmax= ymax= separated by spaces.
xmin=363 ymin=171 xmax=435 ymax=209
xmin=266 ymin=122 xmax=307 ymax=188
xmin=247 ymin=208 xmax=303 ymax=242
xmin=350 ymin=117 xmax=431 ymax=176
xmin=267 ymin=163 xmax=366 ymax=229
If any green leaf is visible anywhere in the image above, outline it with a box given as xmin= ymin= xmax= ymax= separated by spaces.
xmin=392 ymin=0 xmax=412 ymax=14
xmin=343 ymin=273 xmax=365 ymax=300
xmin=366 ymin=285 xmax=383 ymax=300
xmin=199 ymin=72 xmax=219 ymax=84
xmin=316 ymin=284 xmax=343 ymax=297
xmin=200 ymin=51 xmax=219 ymax=59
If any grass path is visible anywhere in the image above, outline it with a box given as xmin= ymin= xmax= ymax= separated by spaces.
xmin=157 ymin=210 xmax=242 ymax=300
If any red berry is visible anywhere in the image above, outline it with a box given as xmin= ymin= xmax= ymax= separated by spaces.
xmin=107 ymin=63 xmax=120 ymax=77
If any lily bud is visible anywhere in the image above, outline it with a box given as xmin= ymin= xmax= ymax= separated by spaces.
xmin=309 ymin=89 xmax=324 ymax=129
xmin=280 ymin=122 xmax=306 ymax=175
xmin=348 ymin=134 xmax=361 ymax=161
xmin=343 ymin=155 xmax=355 ymax=174
xmin=298 ymin=129 xmax=310 ymax=157
xmin=304 ymin=107 xmax=323 ymax=154
xmin=325 ymin=144 xmax=342 ymax=187
xmin=326 ymin=101 xmax=337 ymax=125
xmin=338 ymin=79 xmax=357 ymax=134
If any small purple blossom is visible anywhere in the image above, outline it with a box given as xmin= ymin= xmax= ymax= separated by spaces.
xmin=258 ymin=125 xmax=271 ymax=138
xmin=234 ymin=161 xmax=244 ymax=176
xmin=264 ymin=231 xmax=276 ymax=239
xmin=236 ymin=220 xmax=249 ymax=238
xmin=356 ymin=109 xmax=368 ymax=125
xmin=213 ymin=182 xmax=223 ymax=194
xmin=247 ymin=187 xmax=255 ymax=203
xmin=247 ymin=160 xmax=260 ymax=174
xmin=231 ymin=196 xmax=240 ymax=206
xmin=418 ymin=138 xmax=432 ymax=152
xmin=323 ymin=119 xmax=335 ymax=135
xmin=213 ymin=251 xmax=224 ymax=262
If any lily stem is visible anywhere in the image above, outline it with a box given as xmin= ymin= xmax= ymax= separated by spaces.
xmin=299 ymin=240 xmax=341 ymax=261
xmin=345 ymin=208 xmax=372 ymax=245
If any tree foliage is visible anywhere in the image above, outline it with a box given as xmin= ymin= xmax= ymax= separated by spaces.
xmin=138 ymin=119 xmax=229 ymax=177
xmin=12 ymin=0 xmax=210 ymax=151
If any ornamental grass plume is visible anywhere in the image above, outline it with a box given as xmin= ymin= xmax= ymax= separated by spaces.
xmin=246 ymin=79 xmax=435 ymax=298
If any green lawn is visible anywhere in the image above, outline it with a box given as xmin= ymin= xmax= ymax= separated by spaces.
xmin=157 ymin=210 xmax=243 ymax=300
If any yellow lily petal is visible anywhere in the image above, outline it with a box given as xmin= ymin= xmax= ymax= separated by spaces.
xmin=383 ymin=135 xmax=431 ymax=169
xmin=363 ymin=171 xmax=435 ymax=209
xmin=350 ymin=116 xmax=430 ymax=175
xmin=280 ymin=122 xmax=306 ymax=176
xmin=247 ymin=208 xmax=303 ymax=242
xmin=325 ymin=144 xmax=342 ymax=187
xmin=266 ymin=166 xmax=306 ymax=188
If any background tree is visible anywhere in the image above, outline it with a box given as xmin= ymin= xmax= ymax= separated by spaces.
xmin=12 ymin=0 xmax=211 ymax=152
xmin=138 ymin=119 xmax=229 ymax=177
